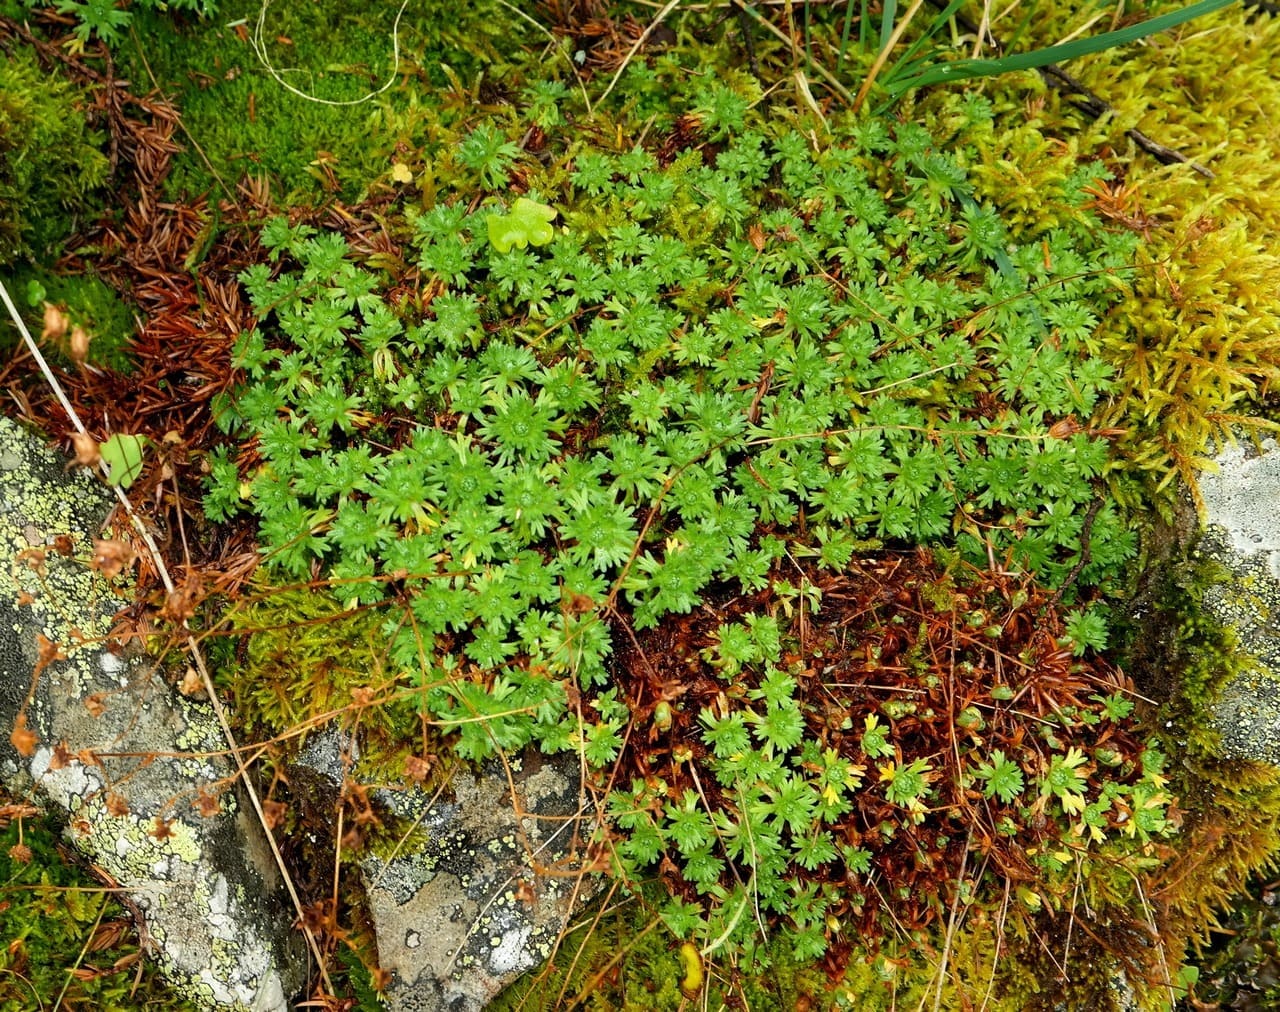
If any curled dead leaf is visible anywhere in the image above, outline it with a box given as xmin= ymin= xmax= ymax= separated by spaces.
xmin=193 ymin=789 xmax=221 ymax=818
xmin=1047 ymin=416 xmax=1084 ymax=440
xmin=34 ymin=634 xmax=66 ymax=678
xmin=90 ymin=920 xmax=130 ymax=952
xmin=49 ymin=742 xmax=74 ymax=770
xmin=9 ymin=713 xmax=37 ymax=757
xmin=71 ymin=431 xmax=101 ymax=468
xmin=16 ymin=548 xmax=46 ymax=574
xmin=403 ymin=754 xmax=434 ymax=783
xmin=69 ymin=325 xmax=91 ymax=365
xmin=104 ymin=792 xmax=130 ymax=817
xmin=91 ymin=539 xmax=137 ymax=580
xmin=262 ymin=799 xmax=287 ymax=830
xmin=178 ymin=667 xmax=204 ymax=697
xmin=41 ymin=302 xmax=68 ymax=341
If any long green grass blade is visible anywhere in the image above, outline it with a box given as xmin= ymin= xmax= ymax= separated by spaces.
xmin=878 ymin=0 xmax=899 ymax=53
xmin=836 ymin=1 xmax=858 ymax=76
xmin=884 ymin=0 xmax=1237 ymax=96
xmin=882 ymin=0 xmax=967 ymax=84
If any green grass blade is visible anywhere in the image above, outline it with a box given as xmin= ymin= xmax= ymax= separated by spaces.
xmin=878 ymin=0 xmax=899 ymax=53
xmin=881 ymin=0 xmax=967 ymax=85
xmin=836 ymin=1 xmax=858 ymax=76
xmin=884 ymin=0 xmax=1237 ymax=96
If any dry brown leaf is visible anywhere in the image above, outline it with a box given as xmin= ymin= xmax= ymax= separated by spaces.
xmin=1047 ymin=416 xmax=1084 ymax=440
xmin=192 ymin=790 xmax=221 ymax=818
xmin=71 ymin=431 xmax=101 ymax=467
xmin=91 ymin=539 xmax=137 ymax=580
xmin=104 ymin=792 xmax=130 ymax=817
xmin=177 ymin=667 xmax=204 ymax=697
xmin=0 ymin=802 xmax=41 ymax=822
xmin=7 ymin=843 xmax=32 ymax=865
xmin=16 ymin=548 xmax=46 ymax=574
xmin=90 ymin=919 xmax=130 ymax=951
xmin=403 ymin=754 xmax=434 ymax=783
xmin=41 ymin=303 xmax=68 ymax=341
xmin=9 ymin=714 xmax=37 ymax=757
xmin=49 ymin=741 xmax=74 ymax=770
xmin=262 ymin=799 xmax=287 ymax=830
xmin=34 ymin=633 xmax=66 ymax=679
xmin=69 ymin=325 xmax=91 ymax=365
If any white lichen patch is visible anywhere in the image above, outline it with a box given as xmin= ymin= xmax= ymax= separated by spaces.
xmin=1199 ymin=435 xmax=1280 ymax=576
xmin=1194 ymin=433 xmax=1280 ymax=765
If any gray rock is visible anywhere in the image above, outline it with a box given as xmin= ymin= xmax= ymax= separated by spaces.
xmin=0 ymin=415 xmax=305 ymax=1010
xmin=1190 ymin=433 xmax=1280 ymax=764
xmin=291 ymin=729 xmax=597 ymax=1012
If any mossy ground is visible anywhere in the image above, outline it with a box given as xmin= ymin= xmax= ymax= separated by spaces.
xmin=0 ymin=790 xmax=200 ymax=1011
xmin=6 ymin=1 xmax=1280 ymax=1009
xmin=120 ymin=0 xmax=522 ymax=203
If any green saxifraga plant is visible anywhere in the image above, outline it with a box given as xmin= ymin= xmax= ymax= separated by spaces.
xmin=209 ymin=103 xmax=1135 ymax=750
xmin=206 ymin=100 xmax=1167 ymax=971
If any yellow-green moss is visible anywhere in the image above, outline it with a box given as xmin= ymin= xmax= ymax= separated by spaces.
xmin=216 ymin=585 xmax=441 ymax=781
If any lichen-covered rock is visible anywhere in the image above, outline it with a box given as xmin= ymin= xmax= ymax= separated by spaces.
xmin=339 ymin=743 xmax=597 ymax=1011
xmin=0 ymin=415 xmax=305 ymax=1010
xmin=1190 ymin=434 xmax=1280 ymax=764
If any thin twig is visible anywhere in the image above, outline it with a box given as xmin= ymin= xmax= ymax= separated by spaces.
xmin=1039 ymin=64 xmax=1214 ymax=179
xmin=732 ymin=1 xmax=762 ymax=79
xmin=249 ymin=0 xmax=410 ymax=108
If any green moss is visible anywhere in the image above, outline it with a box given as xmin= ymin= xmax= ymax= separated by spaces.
xmin=1046 ymin=7 xmax=1280 ymax=488
xmin=216 ymin=584 xmax=446 ymax=781
xmin=0 ymin=43 xmax=109 ymax=267
xmin=0 ymin=799 xmax=197 ymax=1011
xmin=0 ymin=267 xmax=138 ymax=373
xmin=121 ymin=0 xmax=522 ymax=203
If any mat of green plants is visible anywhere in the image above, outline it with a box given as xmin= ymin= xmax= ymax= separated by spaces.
xmin=3 ymin=0 xmax=1280 ymax=1008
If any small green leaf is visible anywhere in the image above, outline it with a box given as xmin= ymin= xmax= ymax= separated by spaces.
xmin=486 ymin=198 xmax=558 ymax=253
xmin=25 ymin=279 xmax=47 ymax=307
xmin=99 ymin=433 xmax=149 ymax=488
